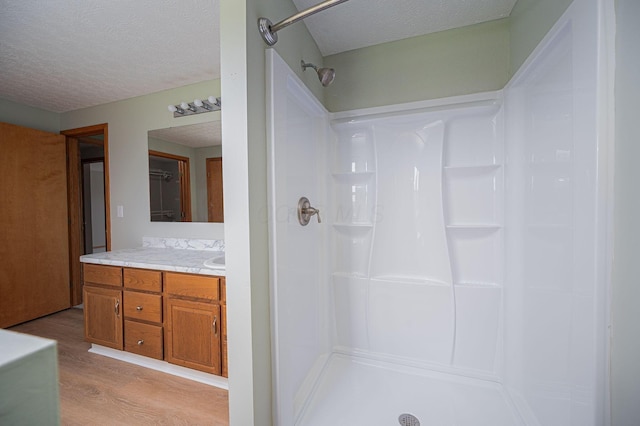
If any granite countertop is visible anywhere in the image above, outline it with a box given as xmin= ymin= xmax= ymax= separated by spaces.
xmin=80 ymin=237 xmax=225 ymax=276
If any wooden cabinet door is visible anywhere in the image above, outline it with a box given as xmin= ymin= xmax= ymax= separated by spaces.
xmin=0 ymin=122 xmax=70 ymax=328
xmin=83 ymin=286 xmax=123 ymax=350
xmin=165 ymin=298 xmax=221 ymax=374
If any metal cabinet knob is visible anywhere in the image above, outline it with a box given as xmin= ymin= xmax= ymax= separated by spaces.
xmin=136 ymin=306 xmax=143 ymax=311
xmin=137 ymin=340 xmax=144 ymax=345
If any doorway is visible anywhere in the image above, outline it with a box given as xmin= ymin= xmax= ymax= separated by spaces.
xmin=82 ymin=158 xmax=106 ymax=253
xmin=61 ymin=124 xmax=111 ymax=306
xmin=148 ymin=150 xmax=191 ymax=222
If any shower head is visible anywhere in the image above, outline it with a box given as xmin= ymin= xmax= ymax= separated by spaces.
xmin=301 ymin=60 xmax=335 ymax=87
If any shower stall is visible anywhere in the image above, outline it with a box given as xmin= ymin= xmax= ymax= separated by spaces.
xmin=266 ymin=1 xmax=610 ymax=424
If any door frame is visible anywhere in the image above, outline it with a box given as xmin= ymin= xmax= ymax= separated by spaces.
xmin=206 ymin=157 xmax=224 ymax=223
xmin=61 ymin=123 xmax=111 ymax=306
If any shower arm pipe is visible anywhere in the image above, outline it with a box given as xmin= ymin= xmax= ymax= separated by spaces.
xmin=258 ymin=0 xmax=350 ymax=46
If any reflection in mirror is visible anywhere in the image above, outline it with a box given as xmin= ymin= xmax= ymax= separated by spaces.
xmin=148 ymin=121 xmax=223 ymax=223
xmin=149 ymin=151 xmax=191 ymax=221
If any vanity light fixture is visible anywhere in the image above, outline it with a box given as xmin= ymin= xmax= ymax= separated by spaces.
xmin=167 ymin=96 xmax=221 ymax=118
xmin=167 ymin=104 xmax=184 ymax=114
xmin=181 ymin=101 xmax=197 ymax=113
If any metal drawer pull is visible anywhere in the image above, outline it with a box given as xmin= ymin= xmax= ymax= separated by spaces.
xmin=115 ymin=299 xmax=120 ymax=316
xmin=136 ymin=306 xmax=143 ymax=311
xmin=137 ymin=340 xmax=144 ymax=345
xmin=213 ymin=316 xmax=218 ymax=336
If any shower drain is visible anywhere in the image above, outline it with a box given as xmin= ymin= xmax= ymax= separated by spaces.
xmin=398 ymin=413 xmax=420 ymax=426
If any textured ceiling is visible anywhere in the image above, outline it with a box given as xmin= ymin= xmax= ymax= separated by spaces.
xmin=0 ymin=0 xmax=220 ymax=113
xmin=0 ymin=0 xmax=515 ymax=114
xmin=148 ymin=121 xmax=222 ymax=148
xmin=291 ymin=0 xmax=517 ymax=56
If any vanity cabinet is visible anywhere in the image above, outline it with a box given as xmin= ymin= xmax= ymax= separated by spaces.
xmin=83 ymin=264 xmax=123 ymax=350
xmin=82 ymin=263 xmax=227 ymax=376
xmin=164 ymin=272 xmax=222 ymax=375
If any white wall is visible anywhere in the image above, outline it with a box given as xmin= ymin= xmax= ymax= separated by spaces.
xmin=611 ymin=0 xmax=640 ymax=423
xmin=219 ymin=0 xmax=324 ymax=423
xmin=0 ymin=97 xmax=60 ymax=133
xmin=323 ymin=0 xmax=581 ymax=114
xmin=324 ymin=19 xmax=510 ymax=112
xmin=509 ymin=0 xmax=573 ymax=74
xmin=60 ymin=80 xmax=223 ymax=249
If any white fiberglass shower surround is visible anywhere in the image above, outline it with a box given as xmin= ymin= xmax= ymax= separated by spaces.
xmin=266 ymin=1 xmax=611 ymax=425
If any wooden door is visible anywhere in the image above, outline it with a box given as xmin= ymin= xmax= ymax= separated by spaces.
xmin=165 ymin=298 xmax=221 ymax=374
xmin=83 ymin=286 xmax=123 ymax=349
xmin=0 ymin=122 xmax=71 ymax=328
xmin=206 ymin=157 xmax=224 ymax=222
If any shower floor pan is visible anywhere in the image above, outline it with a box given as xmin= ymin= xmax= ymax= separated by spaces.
xmin=297 ymin=353 xmax=523 ymax=426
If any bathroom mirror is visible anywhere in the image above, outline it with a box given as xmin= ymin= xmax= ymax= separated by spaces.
xmin=147 ymin=120 xmax=223 ymax=223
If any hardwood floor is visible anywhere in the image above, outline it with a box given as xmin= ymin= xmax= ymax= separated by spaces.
xmin=9 ymin=308 xmax=229 ymax=425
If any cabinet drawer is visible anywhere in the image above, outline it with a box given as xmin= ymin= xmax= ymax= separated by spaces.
xmin=165 ymin=272 xmax=220 ymax=301
xmin=83 ymin=264 xmax=122 ymax=287
xmin=124 ymin=268 xmax=162 ymax=292
xmin=123 ymin=291 xmax=162 ymax=323
xmin=124 ymin=320 xmax=163 ymax=360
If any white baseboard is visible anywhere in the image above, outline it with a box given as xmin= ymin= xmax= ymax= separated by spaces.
xmin=88 ymin=344 xmax=228 ymax=390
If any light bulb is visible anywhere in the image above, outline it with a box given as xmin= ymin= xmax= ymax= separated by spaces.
xmin=180 ymin=102 xmax=189 ymax=110
xmin=208 ymin=96 xmax=217 ymax=104
xmin=168 ymin=105 xmax=177 ymax=112
xmin=194 ymin=99 xmax=203 ymax=107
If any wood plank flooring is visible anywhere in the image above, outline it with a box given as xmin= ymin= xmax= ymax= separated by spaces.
xmin=9 ymin=308 xmax=229 ymax=425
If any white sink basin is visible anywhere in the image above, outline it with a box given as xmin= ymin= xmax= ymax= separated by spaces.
xmin=203 ymin=253 xmax=225 ymax=269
